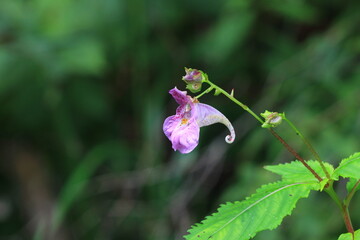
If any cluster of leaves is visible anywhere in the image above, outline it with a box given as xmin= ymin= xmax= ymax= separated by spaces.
xmin=186 ymin=154 xmax=360 ymax=240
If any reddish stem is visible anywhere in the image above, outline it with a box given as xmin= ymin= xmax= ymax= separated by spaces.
xmin=268 ymin=129 xmax=323 ymax=182
xmin=342 ymin=206 xmax=354 ymax=236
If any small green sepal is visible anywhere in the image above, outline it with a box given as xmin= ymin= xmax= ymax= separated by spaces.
xmin=261 ymin=110 xmax=284 ymax=128
xmin=186 ymin=83 xmax=202 ymax=93
xmin=214 ymin=88 xmax=221 ymax=96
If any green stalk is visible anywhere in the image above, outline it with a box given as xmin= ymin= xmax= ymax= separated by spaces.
xmin=203 ymin=80 xmax=264 ymax=124
xmin=325 ymin=183 xmax=343 ymax=209
xmin=201 ymin=79 xmax=323 ymax=182
xmin=195 ymin=86 xmax=214 ymax=99
xmin=283 ymin=117 xmax=330 ymax=179
xmin=344 ymin=179 xmax=360 ymax=207
xmin=325 ymin=183 xmax=354 ymax=235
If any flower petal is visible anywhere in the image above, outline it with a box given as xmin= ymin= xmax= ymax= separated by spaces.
xmin=195 ymin=103 xmax=235 ymax=143
xmin=170 ymin=119 xmax=200 ymax=153
xmin=169 ymin=87 xmax=191 ymax=105
xmin=163 ymin=115 xmax=181 ymax=139
xmin=163 ymin=115 xmax=200 ymax=153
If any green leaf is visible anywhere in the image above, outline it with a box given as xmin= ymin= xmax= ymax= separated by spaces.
xmin=346 ymin=178 xmax=360 ymax=194
xmin=338 ymin=229 xmax=360 ymax=240
xmin=265 ymin=160 xmax=334 ymax=182
xmin=333 ymin=152 xmax=360 ymax=179
xmin=185 ymin=181 xmax=318 ymax=240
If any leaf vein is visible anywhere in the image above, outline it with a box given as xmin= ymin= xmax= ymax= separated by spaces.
xmin=207 ymin=181 xmax=315 ymax=239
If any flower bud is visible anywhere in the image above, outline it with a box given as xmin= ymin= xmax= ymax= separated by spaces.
xmin=182 ymin=67 xmax=205 ymax=93
xmin=261 ymin=110 xmax=283 ymax=128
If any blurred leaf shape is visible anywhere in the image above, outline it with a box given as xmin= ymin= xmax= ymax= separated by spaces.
xmin=196 ymin=11 xmax=254 ymax=63
xmin=58 ymin=39 xmax=105 ymax=74
xmin=262 ymin=0 xmax=318 ymax=23
xmin=52 ymin=141 xmax=130 ymax=231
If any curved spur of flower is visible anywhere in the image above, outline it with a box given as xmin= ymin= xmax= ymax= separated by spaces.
xmin=163 ymin=87 xmax=235 ymax=154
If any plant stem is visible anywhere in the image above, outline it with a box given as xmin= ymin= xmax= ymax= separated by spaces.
xmin=325 ymin=184 xmax=354 ymax=235
xmin=345 ymin=179 xmax=360 ymax=207
xmin=202 ymin=80 xmax=323 ymax=182
xmin=325 ymin=183 xmax=342 ymax=208
xmin=283 ymin=117 xmax=330 ymax=179
xmin=198 ymin=77 xmax=355 ymax=236
xmin=204 ymin=81 xmax=264 ymax=124
xmin=195 ymin=86 xmax=214 ymax=99
xmin=343 ymin=207 xmax=355 ymax=236
xmin=268 ymin=128 xmax=323 ymax=182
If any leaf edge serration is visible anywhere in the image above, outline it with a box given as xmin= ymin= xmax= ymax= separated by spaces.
xmin=333 ymin=152 xmax=360 ymax=179
xmin=184 ymin=180 xmax=318 ymax=240
xmin=264 ymin=160 xmax=334 ymax=181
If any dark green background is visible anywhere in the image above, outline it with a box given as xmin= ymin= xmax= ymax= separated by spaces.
xmin=0 ymin=0 xmax=359 ymax=239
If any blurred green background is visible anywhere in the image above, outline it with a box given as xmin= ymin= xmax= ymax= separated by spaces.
xmin=0 ymin=0 xmax=359 ymax=239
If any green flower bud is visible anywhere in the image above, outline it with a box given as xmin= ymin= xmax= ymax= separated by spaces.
xmin=261 ymin=110 xmax=284 ymax=128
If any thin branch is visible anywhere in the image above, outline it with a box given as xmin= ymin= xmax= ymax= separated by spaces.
xmin=283 ymin=117 xmax=330 ymax=179
xmin=345 ymin=179 xmax=360 ymax=207
xmin=268 ymin=129 xmax=323 ymax=182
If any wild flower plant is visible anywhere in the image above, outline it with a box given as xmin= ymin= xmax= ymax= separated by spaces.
xmin=163 ymin=68 xmax=360 ymax=240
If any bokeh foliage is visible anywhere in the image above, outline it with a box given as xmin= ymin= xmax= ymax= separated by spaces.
xmin=0 ymin=0 xmax=359 ymax=239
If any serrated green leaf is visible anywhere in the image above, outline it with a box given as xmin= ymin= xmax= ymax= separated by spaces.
xmin=185 ymin=181 xmax=318 ymax=240
xmin=338 ymin=229 xmax=360 ymax=240
xmin=265 ymin=160 xmax=334 ymax=182
xmin=333 ymin=152 xmax=360 ymax=179
xmin=346 ymin=178 xmax=360 ymax=194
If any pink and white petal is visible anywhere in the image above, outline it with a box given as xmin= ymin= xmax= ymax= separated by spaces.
xmin=169 ymin=87 xmax=191 ymax=105
xmin=170 ymin=121 xmax=200 ymax=153
xmin=176 ymin=102 xmax=194 ymax=118
xmin=195 ymin=103 xmax=235 ymax=143
xmin=163 ymin=115 xmax=181 ymax=139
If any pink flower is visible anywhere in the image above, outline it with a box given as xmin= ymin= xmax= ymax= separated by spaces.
xmin=163 ymin=87 xmax=235 ymax=154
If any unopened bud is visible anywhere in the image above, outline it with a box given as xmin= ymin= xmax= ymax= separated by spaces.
xmin=261 ymin=110 xmax=284 ymax=128
xmin=182 ymin=67 xmax=205 ymax=93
